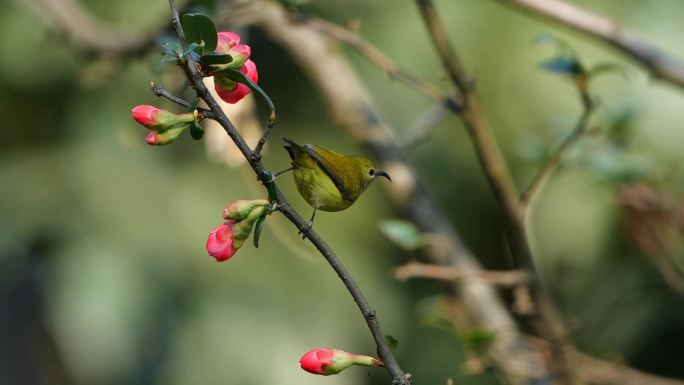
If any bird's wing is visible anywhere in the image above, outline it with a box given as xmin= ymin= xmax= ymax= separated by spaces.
xmin=302 ymin=144 xmax=355 ymax=202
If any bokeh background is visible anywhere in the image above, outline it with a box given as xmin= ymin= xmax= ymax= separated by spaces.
xmin=2 ymin=0 xmax=684 ymax=384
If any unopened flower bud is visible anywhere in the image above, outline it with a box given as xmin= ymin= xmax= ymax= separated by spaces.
xmin=206 ymin=202 xmax=268 ymax=262
xmin=145 ymin=124 xmax=188 ymax=146
xmin=206 ymin=221 xmax=240 ymax=261
xmin=222 ymin=199 xmax=270 ymax=221
xmin=132 ymin=105 xmax=195 ymax=131
xmin=299 ymin=349 xmax=382 ymax=376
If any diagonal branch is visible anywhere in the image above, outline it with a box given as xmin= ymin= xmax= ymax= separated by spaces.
xmin=520 ymin=90 xmax=596 ymax=210
xmin=497 ymin=0 xmax=684 ymax=91
xmin=300 ymin=14 xmax=462 ymax=113
xmin=165 ymin=1 xmax=409 ymax=384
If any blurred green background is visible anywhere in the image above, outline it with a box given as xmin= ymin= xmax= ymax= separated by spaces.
xmin=2 ymin=0 xmax=684 ymax=384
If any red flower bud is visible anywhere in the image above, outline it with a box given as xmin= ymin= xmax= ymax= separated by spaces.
xmin=206 ymin=221 xmax=239 ymax=262
xmin=206 ymin=201 xmax=268 ymax=262
xmin=132 ymin=105 xmax=163 ymax=128
xmin=214 ymin=59 xmax=259 ymax=104
xmin=299 ymin=349 xmax=382 ymax=376
xmin=132 ymin=105 xmax=197 ymax=145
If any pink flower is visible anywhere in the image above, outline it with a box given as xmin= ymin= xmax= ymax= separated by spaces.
xmin=206 ymin=221 xmax=239 ymax=262
xmin=215 ymin=59 xmax=258 ymax=104
xmin=211 ymin=31 xmax=258 ymax=104
xmin=132 ymin=105 xmax=162 ymax=128
xmin=299 ymin=349 xmax=382 ymax=376
xmin=216 ymin=32 xmax=240 ymax=52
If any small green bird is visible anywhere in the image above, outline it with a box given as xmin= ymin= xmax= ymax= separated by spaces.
xmin=282 ymin=137 xmax=391 ymax=233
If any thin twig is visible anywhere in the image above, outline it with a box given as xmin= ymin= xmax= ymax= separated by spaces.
xmin=150 ymin=82 xmax=215 ymax=119
xmin=401 ymin=102 xmax=450 ymax=149
xmin=497 ymin=0 xmax=684 ymax=91
xmin=413 ymin=0 xmax=574 ymax=383
xmin=253 ymin=116 xmax=274 ymax=157
xmin=299 ymin=13 xmax=462 ymax=113
xmin=395 ymin=262 xmax=531 ymax=287
xmin=165 ymin=1 xmax=409 ymax=384
xmin=520 ymin=90 xmax=596 ymax=210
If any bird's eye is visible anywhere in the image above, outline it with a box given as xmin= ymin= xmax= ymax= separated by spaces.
xmin=368 ymin=169 xmax=375 ymax=176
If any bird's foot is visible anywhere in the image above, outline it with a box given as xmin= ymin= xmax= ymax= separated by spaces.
xmin=297 ymin=222 xmax=313 ymax=240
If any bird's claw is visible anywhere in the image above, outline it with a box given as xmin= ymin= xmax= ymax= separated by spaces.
xmin=297 ymin=222 xmax=313 ymax=239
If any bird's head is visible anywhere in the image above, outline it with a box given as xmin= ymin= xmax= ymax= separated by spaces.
xmin=355 ymin=157 xmax=391 ymax=188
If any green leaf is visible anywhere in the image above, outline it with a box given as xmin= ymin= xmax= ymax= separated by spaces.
xmin=216 ymin=68 xmax=277 ymax=121
xmin=183 ymin=41 xmax=204 ymax=56
xmin=259 ymin=170 xmax=279 ymax=202
xmin=188 ymin=99 xmax=200 ymax=113
xmin=378 ymin=220 xmax=423 ymax=250
xmin=199 ymin=52 xmax=233 ymax=66
xmin=253 ymin=215 xmax=267 ymax=248
xmin=541 ymin=56 xmax=585 ymax=77
xmin=189 ymin=121 xmax=204 ymax=140
xmin=384 ymin=335 xmax=399 ymax=351
xmin=181 ymin=13 xmax=217 ymax=54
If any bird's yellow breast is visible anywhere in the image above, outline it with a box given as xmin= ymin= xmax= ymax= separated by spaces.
xmin=293 ymin=166 xmax=355 ymax=212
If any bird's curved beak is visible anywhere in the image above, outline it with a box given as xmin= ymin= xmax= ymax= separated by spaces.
xmin=375 ymin=170 xmax=392 ymax=182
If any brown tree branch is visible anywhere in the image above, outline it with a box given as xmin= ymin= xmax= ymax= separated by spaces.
xmin=298 ymin=13 xmax=462 ymax=113
xmin=497 ymin=0 xmax=684 ymax=91
xmin=413 ymin=0 xmax=573 ymax=383
xmin=14 ymin=0 xmax=175 ymax=56
xmin=400 ymin=102 xmax=450 ymax=150
xmin=165 ymin=1 xmax=410 ymax=384
xmin=395 ymin=262 xmax=532 ymax=287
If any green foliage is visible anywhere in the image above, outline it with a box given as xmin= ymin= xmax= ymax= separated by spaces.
xmin=378 ymin=219 xmax=424 ymax=250
xmin=199 ymin=52 xmax=233 ymax=66
xmin=189 ymin=121 xmax=204 ymax=140
xmin=384 ymin=335 xmax=399 ymax=351
xmin=253 ymin=215 xmax=266 ymax=248
xmin=181 ymin=13 xmax=218 ymax=54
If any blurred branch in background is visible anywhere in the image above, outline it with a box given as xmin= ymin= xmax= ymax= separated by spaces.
xmin=496 ymin=0 xmax=684 ymax=91
xmin=300 ymin=13 xmax=462 ymax=113
xmin=12 ymin=0 xmax=186 ymax=57
xmin=400 ymin=103 xmax=450 ymax=150
xmin=395 ymin=262 xmax=531 ymax=287
xmin=617 ymin=183 xmax=684 ymax=298
xmin=412 ymin=0 xmax=573 ymax=382
xmin=519 ymin=88 xmax=596 ymax=211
